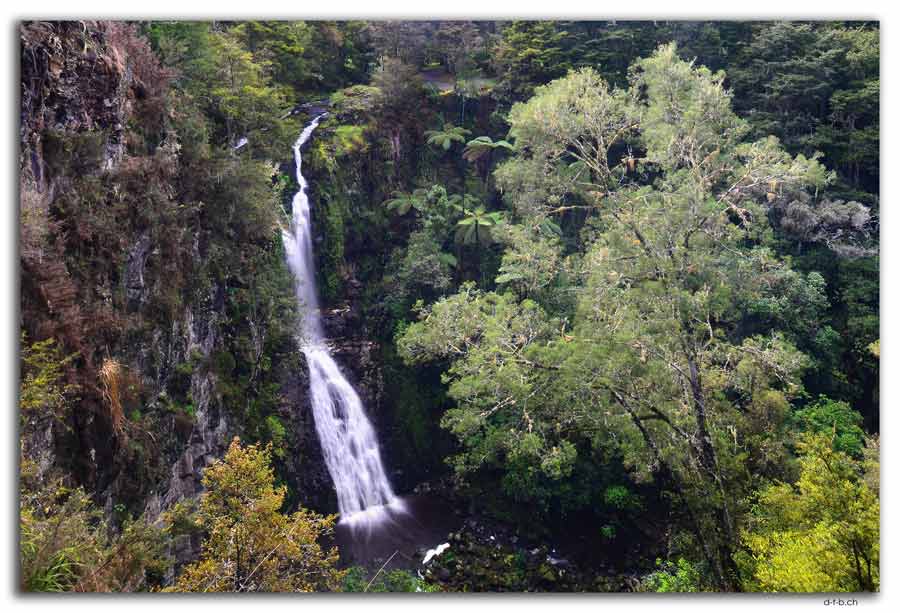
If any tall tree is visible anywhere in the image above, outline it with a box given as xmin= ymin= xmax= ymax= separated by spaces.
xmin=492 ymin=21 xmax=570 ymax=101
xmin=400 ymin=44 xmax=862 ymax=590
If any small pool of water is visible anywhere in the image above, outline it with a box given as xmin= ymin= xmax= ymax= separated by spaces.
xmin=334 ymin=494 xmax=462 ymax=570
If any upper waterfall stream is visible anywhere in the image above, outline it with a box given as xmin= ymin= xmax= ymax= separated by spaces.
xmin=282 ymin=115 xmax=403 ymax=526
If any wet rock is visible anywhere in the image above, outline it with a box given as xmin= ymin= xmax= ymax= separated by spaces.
xmin=125 ymin=231 xmax=151 ymax=311
xmin=275 ymin=353 xmax=334 ymax=512
xmin=142 ymin=288 xmax=230 ymax=519
xmin=282 ymin=99 xmax=331 ymax=120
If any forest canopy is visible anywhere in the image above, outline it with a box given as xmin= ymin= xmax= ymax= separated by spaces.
xmin=19 ymin=20 xmax=878 ymax=594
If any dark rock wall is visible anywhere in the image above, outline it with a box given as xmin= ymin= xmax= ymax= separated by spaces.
xmin=18 ymin=23 xmax=399 ymax=529
xmin=20 ymin=21 xmax=148 ymax=494
xmin=19 ymin=22 xmax=334 ymax=523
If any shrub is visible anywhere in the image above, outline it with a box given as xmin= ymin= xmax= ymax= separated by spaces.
xmin=20 ymin=469 xmax=168 ymax=592
xmin=168 ymin=438 xmax=345 ymax=592
xmin=640 ymin=558 xmax=705 ymax=593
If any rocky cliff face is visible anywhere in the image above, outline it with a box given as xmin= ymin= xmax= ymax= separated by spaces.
xmin=20 ymin=21 xmax=161 ymax=495
xmin=141 ymin=294 xmax=230 ymax=517
xmin=18 ymin=22 xmax=338 ymax=524
xmin=19 ymin=23 xmax=399 ymax=536
xmin=21 ymin=22 xmax=133 ymax=185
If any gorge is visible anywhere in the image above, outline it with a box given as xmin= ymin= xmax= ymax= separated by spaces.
xmin=18 ymin=20 xmax=880 ymax=594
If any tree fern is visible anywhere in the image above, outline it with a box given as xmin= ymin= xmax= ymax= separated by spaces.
xmin=425 ymin=123 xmax=471 ymax=151
xmin=462 ymin=135 xmax=514 ymax=163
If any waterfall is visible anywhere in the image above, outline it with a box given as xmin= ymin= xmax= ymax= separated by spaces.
xmin=282 ymin=115 xmax=402 ymax=526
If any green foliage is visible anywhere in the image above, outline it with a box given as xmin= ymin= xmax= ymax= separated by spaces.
xmin=342 ymin=566 xmax=438 ymax=592
xmin=495 ymin=65 xmax=638 ymax=218
xmin=234 ymin=21 xmax=314 ymax=94
xmin=599 ymin=524 xmax=616 ymax=540
xmin=398 ymin=45 xmax=867 ymax=590
xmin=371 ymin=56 xmax=426 ymax=125
xmin=316 ymin=177 xmax=349 ymax=302
xmin=383 ymin=188 xmax=429 ymax=216
xmin=303 ymin=22 xmax=371 ymax=90
xmin=462 ymin=136 xmax=515 ymax=165
xmin=145 ymin=21 xmax=216 ymax=93
xmin=205 ymin=31 xmax=292 ymax=151
xmin=148 ymin=22 xmax=294 ymax=156
xmin=425 ymin=123 xmax=472 ymax=151
xmin=493 ymin=21 xmax=571 ymax=101
xmin=454 ymin=207 xmax=504 ymax=246
xmin=740 ymin=434 xmax=879 ymax=592
xmin=215 ymin=237 xmax=299 ymax=454
xmin=264 ymin=415 xmax=288 ymax=458
xmin=19 ymin=334 xmax=77 ymax=423
xmin=331 ymin=125 xmax=367 ymax=156
xmin=728 ymin=22 xmax=879 ymax=193
xmin=383 ymin=229 xmax=455 ymax=316
xmin=494 ymin=222 xmax=564 ymax=301
xmin=381 ymin=183 xmax=504 ymax=315
xmin=399 ymin=285 xmax=573 ymax=509
xmin=331 ymin=85 xmax=381 ymax=122
xmin=793 ymin=396 xmax=866 ymax=456
xmin=635 ymin=43 xmax=748 ymax=172
xmin=366 ymin=21 xmax=430 ymax=66
xmin=20 ymin=468 xmax=168 ymax=592
xmin=603 ymin=485 xmax=641 ymax=511
xmin=641 ymin=558 xmax=706 ymax=593
xmin=168 ymin=438 xmax=345 ymax=592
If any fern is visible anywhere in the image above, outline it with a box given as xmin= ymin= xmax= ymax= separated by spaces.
xmin=425 ymin=123 xmax=471 ymax=151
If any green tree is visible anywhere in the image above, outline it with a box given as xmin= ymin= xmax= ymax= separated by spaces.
xmin=383 ymin=229 xmax=456 ymax=313
xmin=205 ymin=28 xmax=293 ymax=152
xmin=401 ymin=44 xmax=850 ymax=590
xmin=234 ymin=21 xmax=313 ymax=94
xmin=145 ymin=21 xmax=216 ymax=95
xmin=463 ymin=135 xmax=514 ymax=184
xmin=793 ymin=396 xmax=866 ymax=456
xmin=384 ymin=184 xmax=467 ymax=242
xmin=383 ymin=188 xmax=429 ymax=216
xmin=728 ymin=22 xmax=879 ymax=195
xmin=494 ymin=222 xmax=564 ymax=300
xmin=429 ymin=21 xmax=486 ymax=76
xmin=740 ymin=434 xmax=879 ymax=592
xmin=462 ymin=135 xmax=514 ymax=164
xmin=454 ymin=206 xmax=504 ymax=246
xmin=365 ymin=21 xmax=429 ymax=66
xmin=493 ymin=21 xmax=570 ymax=101
xmin=169 ymin=438 xmax=344 ymax=592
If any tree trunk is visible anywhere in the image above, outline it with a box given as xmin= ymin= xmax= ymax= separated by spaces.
xmin=685 ymin=350 xmax=741 ymax=590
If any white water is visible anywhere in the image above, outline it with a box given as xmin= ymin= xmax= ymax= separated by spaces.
xmin=282 ymin=115 xmax=402 ymax=525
